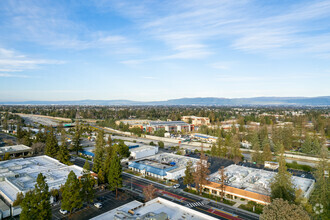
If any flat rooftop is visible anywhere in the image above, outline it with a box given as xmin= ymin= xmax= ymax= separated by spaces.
xmin=0 ymin=155 xmax=84 ymax=204
xmin=129 ymin=145 xmax=157 ymax=153
xmin=209 ymin=164 xmax=314 ymax=197
xmin=149 ymin=121 xmax=189 ymax=126
xmin=0 ymin=145 xmax=31 ymax=155
xmin=91 ymin=197 xmax=218 ymax=220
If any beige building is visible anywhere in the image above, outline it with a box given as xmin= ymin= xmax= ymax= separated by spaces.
xmin=182 ymin=116 xmax=210 ymax=126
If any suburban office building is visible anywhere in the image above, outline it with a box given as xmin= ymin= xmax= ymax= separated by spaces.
xmin=201 ymin=165 xmax=315 ymax=205
xmin=91 ymin=197 xmax=218 ymax=220
xmin=0 ymin=156 xmax=85 ymax=216
xmin=129 ymin=145 xmax=158 ymax=159
xmin=0 ymin=145 xmax=32 ymax=160
xmin=128 ymin=153 xmax=199 ymax=180
xmin=182 ymin=116 xmax=210 ymax=126
xmin=144 ymin=121 xmax=191 ymax=133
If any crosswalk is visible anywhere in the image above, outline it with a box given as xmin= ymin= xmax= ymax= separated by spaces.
xmin=186 ymin=201 xmax=205 ymax=207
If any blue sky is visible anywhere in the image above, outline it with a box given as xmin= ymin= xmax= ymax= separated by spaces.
xmin=0 ymin=0 xmax=329 ymax=101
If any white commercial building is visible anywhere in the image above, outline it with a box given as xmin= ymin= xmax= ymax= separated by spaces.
xmin=129 ymin=145 xmax=158 ymax=159
xmin=0 ymin=145 xmax=32 ymax=159
xmin=129 ymin=153 xmax=199 ymax=180
xmin=91 ymin=197 xmax=218 ymax=220
xmin=0 ymin=155 xmax=84 ymax=214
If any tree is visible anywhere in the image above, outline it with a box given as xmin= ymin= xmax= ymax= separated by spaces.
xmin=57 ymin=131 xmax=70 ymax=164
xmin=143 ymin=184 xmax=157 ymax=202
xmin=3 ymin=152 xmax=10 ymax=160
xmin=20 ymin=190 xmax=38 ymax=220
xmin=31 ymin=142 xmax=46 ymax=155
xmin=20 ymin=173 xmax=51 ymax=220
xmin=116 ymin=142 xmax=130 ymax=158
xmin=93 ymin=130 xmax=105 ymax=173
xmin=13 ymin=192 xmax=24 ymax=206
xmin=219 ymin=166 xmax=227 ymax=201
xmin=45 ymin=127 xmax=59 ymax=158
xmin=72 ymin=124 xmax=82 ymax=154
xmin=310 ymin=145 xmax=329 ymax=218
xmin=108 ymin=151 xmax=122 ymax=198
xmin=34 ymin=173 xmax=52 ymax=219
xmin=183 ymin=160 xmax=194 ymax=189
xmin=270 ymin=145 xmax=295 ymax=202
xmin=61 ymin=171 xmax=83 ymax=214
xmin=251 ymin=132 xmax=262 ymax=164
xmin=193 ymin=146 xmax=210 ymax=195
xmin=80 ymin=161 xmax=95 ymax=206
xmin=98 ymin=168 xmax=106 ymax=185
xmin=262 ymin=138 xmax=273 ymax=162
xmin=158 ymin=141 xmax=164 ymax=148
xmin=260 ymin=198 xmax=310 ymax=220
xmin=230 ymin=135 xmax=243 ymax=164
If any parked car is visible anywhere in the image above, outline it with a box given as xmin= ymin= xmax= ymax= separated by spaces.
xmin=59 ymin=209 xmax=68 ymax=215
xmin=94 ymin=202 xmax=102 ymax=209
xmin=173 ymin=184 xmax=180 ymax=189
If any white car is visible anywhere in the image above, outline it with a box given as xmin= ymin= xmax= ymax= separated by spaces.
xmin=94 ymin=202 xmax=102 ymax=209
xmin=59 ymin=209 xmax=68 ymax=215
xmin=173 ymin=184 xmax=180 ymax=189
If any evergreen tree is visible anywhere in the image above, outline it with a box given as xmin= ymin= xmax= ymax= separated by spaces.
xmin=34 ymin=173 xmax=52 ymax=219
xmin=20 ymin=173 xmax=51 ymax=220
xmin=80 ymin=161 xmax=95 ymax=206
xmin=108 ymin=152 xmax=122 ymax=198
xmin=61 ymin=171 xmax=83 ymax=214
xmin=98 ymin=168 xmax=106 ymax=185
xmin=251 ymin=132 xmax=262 ymax=164
xmin=20 ymin=190 xmax=38 ymax=220
xmin=262 ymin=138 xmax=273 ymax=162
xmin=57 ymin=131 xmax=70 ymax=164
xmin=45 ymin=127 xmax=59 ymax=158
xmin=72 ymin=124 xmax=82 ymax=154
xmin=183 ymin=160 xmax=194 ymax=189
xmin=230 ymin=135 xmax=243 ymax=164
xmin=210 ymin=143 xmax=217 ymax=157
xmin=310 ymin=146 xmax=329 ymax=218
xmin=270 ymin=145 xmax=295 ymax=202
xmin=93 ymin=130 xmax=105 ymax=173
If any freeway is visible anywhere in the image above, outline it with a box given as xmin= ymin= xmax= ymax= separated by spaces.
xmin=72 ymin=156 xmax=259 ymax=220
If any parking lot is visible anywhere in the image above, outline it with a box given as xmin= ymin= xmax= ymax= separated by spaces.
xmin=0 ymin=132 xmax=17 ymax=146
xmin=52 ymin=190 xmax=134 ymax=220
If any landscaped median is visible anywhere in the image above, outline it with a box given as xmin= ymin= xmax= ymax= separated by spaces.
xmin=238 ymin=201 xmax=264 ymax=214
xmin=183 ymin=188 xmax=236 ymax=206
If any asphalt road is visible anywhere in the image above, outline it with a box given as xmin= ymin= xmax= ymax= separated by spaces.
xmin=72 ymin=156 xmax=259 ymax=220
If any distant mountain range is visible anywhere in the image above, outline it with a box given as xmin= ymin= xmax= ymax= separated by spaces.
xmin=1 ymin=96 xmax=329 ymax=106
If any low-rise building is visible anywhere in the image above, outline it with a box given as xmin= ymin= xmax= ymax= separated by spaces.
xmin=201 ymin=165 xmax=315 ymax=205
xmin=182 ymin=116 xmax=210 ymax=126
xmin=0 ymin=145 xmax=31 ymax=160
xmin=192 ymin=133 xmax=218 ymax=143
xmin=129 ymin=153 xmax=199 ymax=180
xmin=91 ymin=197 xmax=218 ymax=220
xmin=0 ymin=155 xmax=86 ymax=216
xmin=129 ymin=145 xmax=158 ymax=159
xmin=144 ymin=121 xmax=191 ymax=133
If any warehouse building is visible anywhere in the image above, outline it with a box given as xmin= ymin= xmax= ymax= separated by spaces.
xmin=201 ymin=165 xmax=315 ymax=205
xmin=129 ymin=145 xmax=158 ymax=159
xmin=0 ymin=156 xmax=85 ymax=216
xmin=0 ymin=145 xmax=31 ymax=160
xmin=91 ymin=197 xmax=218 ymax=220
xmin=192 ymin=133 xmax=218 ymax=143
xmin=128 ymin=153 xmax=199 ymax=180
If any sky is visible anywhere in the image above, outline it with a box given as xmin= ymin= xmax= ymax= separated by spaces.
xmin=0 ymin=0 xmax=330 ymax=101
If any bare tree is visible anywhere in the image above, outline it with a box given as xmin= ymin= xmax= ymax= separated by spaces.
xmin=219 ymin=166 xmax=227 ymax=201
xmin=31 ymin=142 xmax=46 ymax=155
xmin=193 ymin=145 xmax=210 ymax=195
xmin=143 ymin=184 xmax=157 ymax=202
